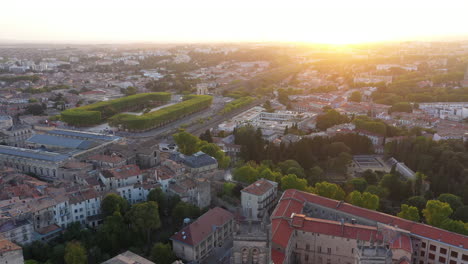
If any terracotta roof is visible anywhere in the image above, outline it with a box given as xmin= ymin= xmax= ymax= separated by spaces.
xmin=36 ymin=224 xmax=61 ymax=235
xmin=242 ymin=179 xmax=276 ymax=196
xmin=273 ymin=190 xmax=468 ymax=252
xmin=0 ymin=239 xmax=21 ymax=253
xmin=102 ymin=164 xmax=142 ymax=179
xmin=170 ymin=207 xmax=233 ymax=246
xmin=271 ymin=249 xmax=285 ymax=264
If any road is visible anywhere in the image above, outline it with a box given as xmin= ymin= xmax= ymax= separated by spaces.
xmin=117 ymin=97 xmax=264 ymax=140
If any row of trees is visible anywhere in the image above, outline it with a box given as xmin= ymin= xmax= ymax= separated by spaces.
xmin=220 ymin=96 xmax=255 ymax=114
xmin=108 ymin=95 xmax=212 ymax=131
xmin=61 ymin=93 xmax=171 ymax=126
xmin=24 ymin=190 xmax=202 ymax=264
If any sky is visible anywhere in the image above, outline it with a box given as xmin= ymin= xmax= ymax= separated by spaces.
xmin=1 ymin=0 xmax=468 ymax=44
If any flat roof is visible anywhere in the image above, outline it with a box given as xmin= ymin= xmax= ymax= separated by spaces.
xmin=47 ymin=129 xmax=120 ymax=141
xmin=27 ymin=134 xmax=94 ymax=150
xmin=0 ymin=145 xmax=69 ymax=162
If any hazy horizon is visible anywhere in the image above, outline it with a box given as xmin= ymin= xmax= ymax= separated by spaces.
xmin=2 ymin=0 xmax=468 ymax=45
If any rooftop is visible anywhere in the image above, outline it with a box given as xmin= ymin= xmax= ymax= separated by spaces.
xmin=102 ymin=251 xmax=154 ymax=264
xmin=242 ymin=178 xmax=277 ymax=196
xmin=102 ymin=164 xmax=142 ymax=179
xmin=27 ymin=134 xmax=95 ymax=150
xmin=170 ymin=207 xmax=233 ymax=246
xmin=0 ymin=145 xmax=69 ymax=162
xmin=47 ymin=129 xmax=120 ymax=141
xmin=0 ymin=239 xmax=21 ymax=254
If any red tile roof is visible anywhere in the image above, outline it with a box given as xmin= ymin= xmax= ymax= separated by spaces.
xmin=0 ymin=239 xmax=21 ymax=253
xmin=88 ymin=154 xmax=125 ymax=164
xmin=272 ymin=190 xmax=468 ymax=252
xmin=271 ymin=249 xmax=285 ymax=264
xmin=242 ymin=179 xmax=276 ymax=196
xmin=170 ymin=207 xmax=233 ymax=247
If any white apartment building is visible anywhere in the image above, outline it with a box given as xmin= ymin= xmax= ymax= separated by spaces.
xmin=419 ymin=102 xmax=468 ymax=122
xmin=241 ymin=179 xmax=278 ymax=220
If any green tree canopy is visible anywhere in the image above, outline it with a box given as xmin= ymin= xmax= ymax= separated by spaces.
xmin=101 ymin=193 xmax=129 ymax=217
xmin=423 ymin=200 xmax=452 ymax=227
xmin=128 ymin=201 xmax=161 ymax=244
xmin=64 ymin=242 xmax=87 ymax=264
xmin=349 ymin=91 xmax=362 ymax=102
xmin=397 ymin=204 xmax=420 ymax=222
xmin=150 ymin=243 xmax=176 ymax=264
xmin=281 ymin=174 xmax=309 ymax=192
xmin=315 ymin=181 xmax=345 ymax=200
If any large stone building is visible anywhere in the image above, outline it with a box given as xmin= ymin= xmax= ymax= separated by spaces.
xmin=232 ymin=220 xmax=271 ymax=264
xmin=0 ymin=145 xmax=70 ymax=180
xmin=241 ymin=179 xmax=278 ymax=220
xmin=270 ymin=190 xmax=468 ymax=264
xmin=171 ymin=207 xmax=234 ymax=262
xmin=0 ymin=238 xmax=24 ymax=264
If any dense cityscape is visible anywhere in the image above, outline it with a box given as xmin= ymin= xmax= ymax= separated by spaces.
xmin=0 ymin=40 xmax=467 ymax=264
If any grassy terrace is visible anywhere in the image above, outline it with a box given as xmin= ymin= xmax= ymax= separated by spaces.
xmin=109 ymin=95 xmax=213 ymax=131
xmin=61 ymin=92 xmax=171 ymax=126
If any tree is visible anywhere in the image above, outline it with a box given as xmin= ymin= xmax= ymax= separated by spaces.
xmin=233 ymin=164 xmax=258 ymax=183
xmin=284 ymin=126 xmax=289 ymax=135
xmin=171 ymin=201 xmax=201 ymax=228
xmin=316 ymin=109 xmax=349 ymax=131
xmin=437 ymin=193 xmax=463 ymax=212
xmin=97 ymin=211 xmax=128 ymax=255
xmin=281 ymin=174 xmax=309 ymax=192
xmin=199 ymin=129 xmax=213 ymax=143
xmin=64 ymin=242 xmax=87 ymax=264
xmin=151 ymin=243 xmax=175 ymax=264
xmin=222 ymin=182 xmax=236 ymax=196
xmin=453 ymin=206 xmax=468 ymax=222
xmin=346 ymin=191 xmax=379 ymax=210
xmin=423 ymin=200 xmax=452 ymax=227
xmin=25 ymin=104 xmax=45 ymax=115
xmin=349 ymin=91 xmax=362 ymax=102
xmin=173 ymin=130 xmax=201 ymax=155
xmin=406 ymin=196 xmax=427 ymax=212
xmin=101 ymin=193 xmax=129 ymax=217
xmin=397 ymin=204 xmax=420 ymax=222
xmin=128 ymin=201 xmax=161 ymax=244
xmin=346 ymin=178 xmax=368 ymax=193
xmin=315 ymin=181 xmax=345 ymax=200
xmin=362 ymin=170 xmax=378 ymax=185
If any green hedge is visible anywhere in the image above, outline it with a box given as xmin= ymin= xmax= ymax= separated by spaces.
xmin=221 ymin=96 xmax=255 ymax=114
xmin=109 ymin=95 xmax=213 ymax=131
xmin=61 ymin=92 xmax=171 ymax=126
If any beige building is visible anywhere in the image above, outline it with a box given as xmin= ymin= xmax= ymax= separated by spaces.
xmin=102 ymin=251 xmax=154 ymax=264
xmin=270 ymin=190 xmax=468 ymax=264
xmin=241 ymin=179 xmax=278 ymax=220
xmin=171 ymin=207 xmax=234 ymax=262
xmin=0 ymin=239 xmax=24 ymax=264
xmin=232 ymin=220 xmax=271 ymax=264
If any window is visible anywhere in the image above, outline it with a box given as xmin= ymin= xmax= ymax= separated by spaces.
xmin=306 ymin=244 xmax=310 ymax=251
xmin=429 ymin=245 xmax=436 ymax=251
xmin=429 ymin=253 xmax=435 ymax=260
xmin=327 ymin=248 xmax=331 ymax=255
xmin=462 ymin=255 xmax=468 ymax=261
xmin=421 ymin=242 xmax=427 ymax=248
xmin=439 ymin=257 xmax=446 ymax=263
xmin=451 ymin=251 xmax=458 ymax=258
xmin=450 ymin=261 xmax=457 ymax=264
xmin=440 ymin=248 xmax=447 ymax=254
xmin=420 ymin=251 xmax=425 ymax=257
xmin=318 ymin=246 xmax=321 ymax=253
xmin=305 ymin=254 xmax=309 ymax=261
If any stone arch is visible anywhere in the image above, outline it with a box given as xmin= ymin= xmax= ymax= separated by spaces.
xmin=251 ymin=248 xmax=259 ymax=264
xmin=241 ymin=247 xmax=249 ymax=264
